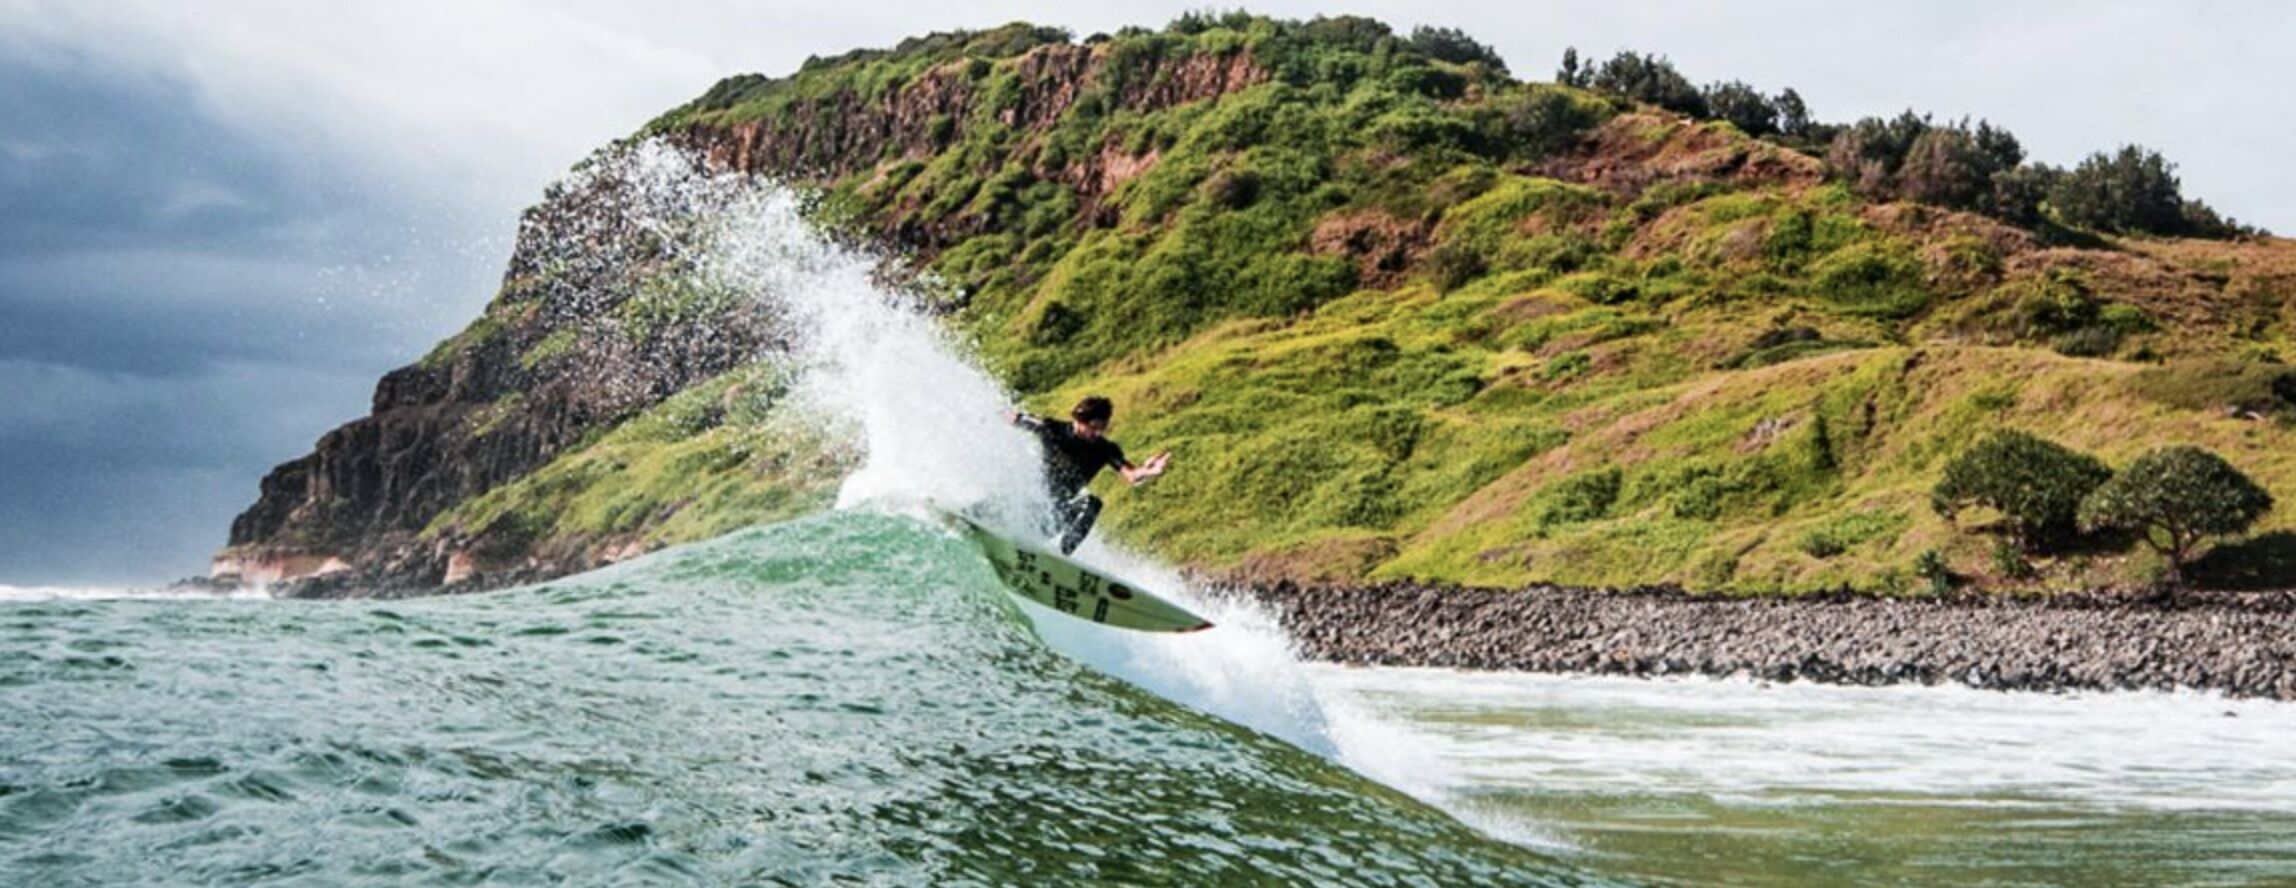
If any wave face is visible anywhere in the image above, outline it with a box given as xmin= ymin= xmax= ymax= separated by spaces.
xmin=0 ymin=514 xmax=1589 ymax=885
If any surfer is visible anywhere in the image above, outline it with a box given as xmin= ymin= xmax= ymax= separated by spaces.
xmin=1007 ymin=396 xmax=1171 ymax=554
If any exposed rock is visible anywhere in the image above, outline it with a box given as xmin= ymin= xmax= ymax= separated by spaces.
xmin=678 ymin=42 xmax=1264 ymax=259
xmin=1228 ymin=580 xmax=2296 ymax=700
xmin=218 ymin=155 xmax=784 ymax=597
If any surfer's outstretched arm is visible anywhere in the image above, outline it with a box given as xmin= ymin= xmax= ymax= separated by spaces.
xmin=1119 ymin=451 xmax=1171 ymax=485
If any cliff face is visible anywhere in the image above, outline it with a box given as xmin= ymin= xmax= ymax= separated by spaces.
xmin=221 ymin=15 xmax=2296 ymax=598
xmin=676 ymin=42 xmax=1266 ymax=260
xmin=215 ymin=152 xmax=785 ymax=595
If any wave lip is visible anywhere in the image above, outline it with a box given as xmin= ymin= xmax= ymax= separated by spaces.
xmin=0 ymin=584 xmax=273 ymax=602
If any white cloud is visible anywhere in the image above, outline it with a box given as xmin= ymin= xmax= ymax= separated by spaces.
xmin=7 ymin=1 xmax=2282 ymax=227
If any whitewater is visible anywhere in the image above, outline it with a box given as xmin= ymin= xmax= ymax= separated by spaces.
xmin=8 ymin=145 xmax=2296 ymax=886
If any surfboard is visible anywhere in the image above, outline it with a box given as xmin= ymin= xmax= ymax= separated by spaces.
xmin=940 ymin=511 xmax=1214 ymax=634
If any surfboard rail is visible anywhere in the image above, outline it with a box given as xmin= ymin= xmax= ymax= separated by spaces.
xmin=939 ymin=510 xmax=1213 ymax=634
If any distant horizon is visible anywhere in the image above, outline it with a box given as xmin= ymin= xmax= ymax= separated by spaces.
xmin=3 ymin=2 xmax=2290 ymax=585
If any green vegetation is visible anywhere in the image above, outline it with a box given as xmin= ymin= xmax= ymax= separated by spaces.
xmin=2079 ymin=446 xmax=2275 ymax=583
xmin=1932 ymin=430 xmax=2113 ymax=551
xmin=413 ymin=13 xmax=2296 ymax=596
xmin=424 ymin=365 xmax=851 ymax=563
xmin=1553 ymin=48 xmax=2263 ymax=239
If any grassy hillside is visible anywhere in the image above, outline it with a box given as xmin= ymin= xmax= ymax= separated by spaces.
xmin=417 ymin=14 xmax=2296 ymax=594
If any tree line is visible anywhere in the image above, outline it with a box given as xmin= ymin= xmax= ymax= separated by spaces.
xmin=1555 ymin=48 xmax=2265 ymax=240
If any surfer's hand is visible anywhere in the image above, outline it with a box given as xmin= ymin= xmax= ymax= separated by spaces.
xmin=1144 ymin=451 xmax=1172 ymax=475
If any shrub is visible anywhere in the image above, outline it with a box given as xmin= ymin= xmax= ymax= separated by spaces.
xmin=1809 ymin=242 xmax=1930 ymax=319
xmin=1800 ymin=510 xmax=1908 ymax=560
xmin=1990 ymin=537 xmax=2035 ymax=580
xmin=1913 ymin=548 xmax=1952 ymax=595
xmin=1425 ymin=240 xmax=1487 ymax=291
xmin=2275 ymin=371 xmax=2296 ymax=408
xmin=1483 ymin=87 xmax=1603 ymax=160
xmin=1799 ymin=530 xmax=1846 ymax=559
xmin=2078 ymin=446 xmax=2274 ymax=584
xmin=1932 ymin=429 xmax=2112 ymax=550
xmin=2050 ymin=326 xmax=2121 ymax=358
xmin=1540 ymin=466 xmax=1622 ymax=525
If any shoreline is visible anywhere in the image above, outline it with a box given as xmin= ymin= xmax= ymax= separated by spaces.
xmin=1225 ymin=580 xmax=2296 ymax=701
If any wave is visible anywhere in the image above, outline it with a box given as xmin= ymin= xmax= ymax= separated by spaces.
xmin=0 ymin=511 xmax=1590 ymax=885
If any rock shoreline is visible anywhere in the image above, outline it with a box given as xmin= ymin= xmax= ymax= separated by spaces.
xmin=1227 ymin=581 xmax=2296 ymax=700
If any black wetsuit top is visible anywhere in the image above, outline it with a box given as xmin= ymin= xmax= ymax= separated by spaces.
xmin=1018 ymin=414 xmax=1128 ymax=500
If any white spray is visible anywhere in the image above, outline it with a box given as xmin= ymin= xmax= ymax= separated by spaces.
xmin=615 ymin=141 xmax=1449 ymax=785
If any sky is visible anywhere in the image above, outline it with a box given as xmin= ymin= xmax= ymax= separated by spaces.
xmin=1 ymin=1 xmax=2290 ymax=586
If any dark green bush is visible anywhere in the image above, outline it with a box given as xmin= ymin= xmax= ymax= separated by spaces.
xmin=2050 ymin=326 xmax=2121 ymax=358
xmin=1932 ymin=429 xmax=2113 ymax=550
xmin=1404 ymin=25 xmax=1508 ymax=73
xmin=1481 ymin=88 xmax=1604 ymax=161
xmin=1810 ymin=242 xmax=1931 ymax=319
xmin=1585 ymin=51 xmax=1706 ymax=117
xmin=2273 ymin=371 xmax=2296 ymax=408
xmin=2078 ymin=446 xmax=2274 ymax=584
xmin=1541 ymin=466 xmax=1622 ymax=525
xmin=1425 ymin=241 xmax=1488 ymax=291
xmin=1700 ymin=80 xmax=1777 ymax=137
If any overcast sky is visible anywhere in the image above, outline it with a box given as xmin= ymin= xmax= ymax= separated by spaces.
xmin=2 ymin=1 xmax=2290 ymax=586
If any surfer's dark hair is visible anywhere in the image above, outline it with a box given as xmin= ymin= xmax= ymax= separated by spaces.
xmin=1071 ymin=396 xmax=1113 ymax=425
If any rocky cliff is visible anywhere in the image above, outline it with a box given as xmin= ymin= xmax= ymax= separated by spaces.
xmin=215 ymin=151 xmax=788 ymax=595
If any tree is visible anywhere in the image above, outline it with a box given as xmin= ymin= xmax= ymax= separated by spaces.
xmin=1823 ymin=111 xmax=1933 ymax=199
xmin=1824 ymin=113 xmax=2028 ymax=215
xmin=1701 ymin=80 xmax=1777 ymax=137
xmin=1588 ymin=51 xmax=1706 ymax=117
xmin=1932 ymin=429 xmax=2113 ymax=551
xmin=1556 ymin=47 xmax=1588 ymax=88
xmin=1986 ymin=163 xmax=2062 ymax=230
xmin=1897 ymin=127 xmax=1993 ymax=210
xmin=1407 ymin=25 xmax=1508 ymax=73
xmin=2078 ymin=446 xmax=2274 ymax=584
xmin=2049 ymin=145 xmax=2188 ymax=236
xmin=1773 ymin=88 xmax=1812 ymax=140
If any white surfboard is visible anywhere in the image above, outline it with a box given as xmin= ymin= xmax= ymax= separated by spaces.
xmin=941 ymin=511 xmax=1213 ymax=634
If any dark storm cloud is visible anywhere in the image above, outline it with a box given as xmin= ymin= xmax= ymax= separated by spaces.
xmin=0 ymin=50 xmax=421 ymax=375
xmin=0 ymin=50 xmax=491 ymax=584
xmin=0 ymin=51 xmax=334 ymax=257
xmin=0 ymin=248 xmax=419 ymax=376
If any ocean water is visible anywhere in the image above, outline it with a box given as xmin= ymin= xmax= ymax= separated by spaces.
xmin=0 ymin=514 xmax=1598 ymax=885
xmin=8 ymin=146 xmax=2292 ymax=886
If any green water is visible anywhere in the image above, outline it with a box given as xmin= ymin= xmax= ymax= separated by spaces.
xmin=12 ymin=511 xmax=2296 ymax=886
xmin=0 ymin=512 xmax=1591 ymax=886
